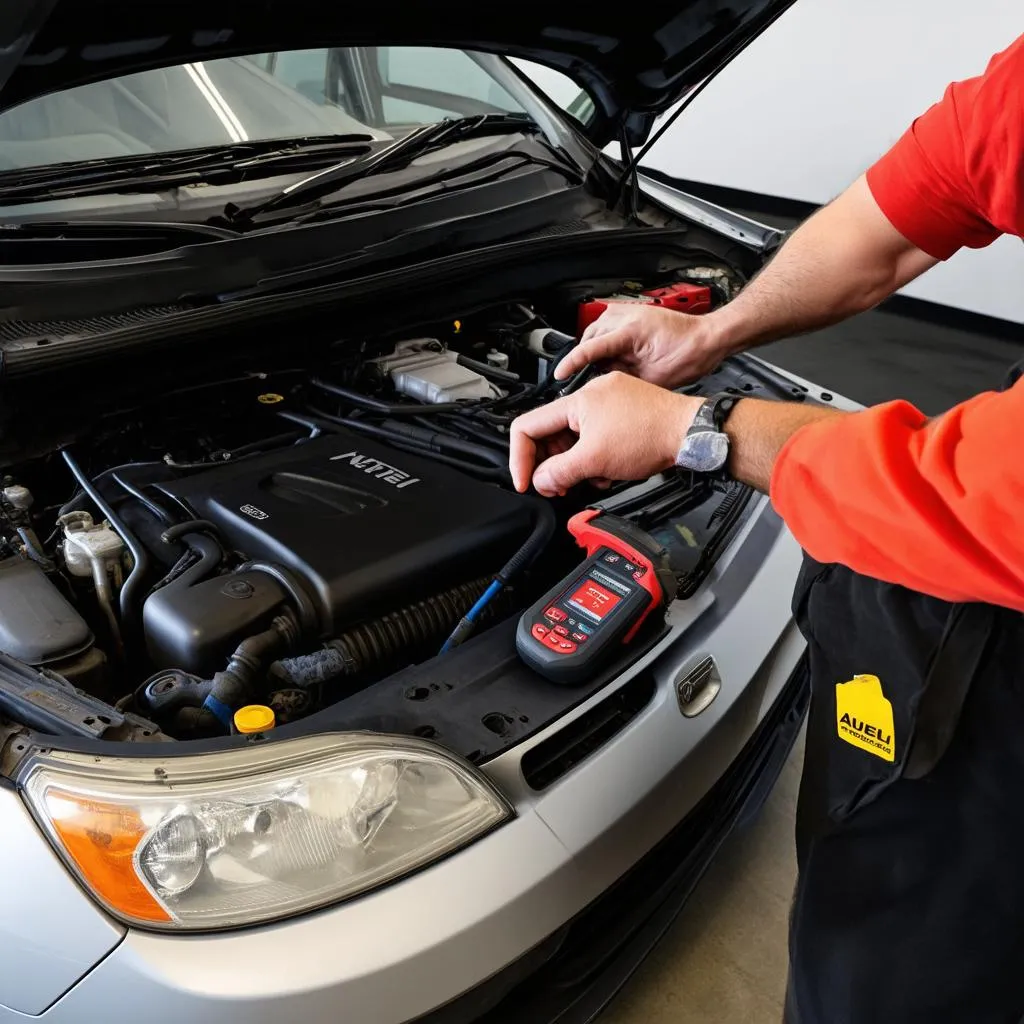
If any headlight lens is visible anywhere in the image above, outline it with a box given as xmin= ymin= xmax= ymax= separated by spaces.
xmin=21 ymin=733 xmax=511 ymax=930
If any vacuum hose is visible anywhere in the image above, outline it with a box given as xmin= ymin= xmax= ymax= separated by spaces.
xmin=61 ymin=449 xmax=151 ymax=651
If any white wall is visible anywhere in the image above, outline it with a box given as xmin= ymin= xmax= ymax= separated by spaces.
xmin=634 ymin=0 xmax=1024 ymax=323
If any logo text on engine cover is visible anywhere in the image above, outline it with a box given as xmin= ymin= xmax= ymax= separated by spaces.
xmin=330 ymin=450 xmax=420 ymax=489
xmin=239 ymin=504 xmax=270 ymax=520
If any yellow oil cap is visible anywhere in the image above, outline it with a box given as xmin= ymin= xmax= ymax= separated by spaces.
xmin=234 ymin=705 xmax=276 ymax=734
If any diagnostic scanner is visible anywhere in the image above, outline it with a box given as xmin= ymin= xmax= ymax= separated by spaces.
xmin=516 ymin=510 xmax=677 ymax=685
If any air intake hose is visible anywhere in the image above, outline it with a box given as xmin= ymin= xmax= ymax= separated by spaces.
xmin=269 ymin=577 xmax=500 ymax=690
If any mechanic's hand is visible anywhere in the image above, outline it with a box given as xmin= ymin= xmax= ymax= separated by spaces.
xmin=554 ymin=303 xmax=724 ymax=388
xmin=509 ymin=371 xmax=701 ymax=496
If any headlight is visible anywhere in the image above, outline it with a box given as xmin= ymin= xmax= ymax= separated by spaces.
xmin=20 ymin=733 xmax=511 ymax=931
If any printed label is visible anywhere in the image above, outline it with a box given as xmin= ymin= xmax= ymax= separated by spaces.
xmin=835 ymin=674 xmax=895 ymax=762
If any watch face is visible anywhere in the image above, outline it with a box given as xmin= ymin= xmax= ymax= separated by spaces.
xmin=676 ymin=430 xmax=729 ymax=472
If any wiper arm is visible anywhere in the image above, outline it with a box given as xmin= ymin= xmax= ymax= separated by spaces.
xmin=224 ymin=113 xmax=539 ymax=226
xmin=0 ymin=135 xmax=376 ymax=203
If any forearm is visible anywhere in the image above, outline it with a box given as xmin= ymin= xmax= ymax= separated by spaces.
xmin=722 ymin=398 xmax=845 ymax=492
xmin=703 ymin=176 xmax=937 ymax=354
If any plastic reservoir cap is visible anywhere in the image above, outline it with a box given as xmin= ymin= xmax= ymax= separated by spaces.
xmin=234 ymin=705 xmax=276 ymax=734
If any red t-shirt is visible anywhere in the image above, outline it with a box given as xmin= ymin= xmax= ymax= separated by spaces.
xmin=770 ymin=34 xmax=1024 ymax=611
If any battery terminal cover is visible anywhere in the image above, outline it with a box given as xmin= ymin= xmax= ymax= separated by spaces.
xmin=370 ymin=338 xmax=498 ymax=405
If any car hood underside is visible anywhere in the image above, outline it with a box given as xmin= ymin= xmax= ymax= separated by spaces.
xmin=0 ymin=0 xmax=796 ymax=143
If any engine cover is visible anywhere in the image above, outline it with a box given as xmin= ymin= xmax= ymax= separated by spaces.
xmin=156 ymin=432 xmax=533 ymax=636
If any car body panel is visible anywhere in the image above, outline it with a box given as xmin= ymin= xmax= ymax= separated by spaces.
xmin=0 ymin=787 xmax=123 ymax=1016
xmin=637 ymin=172 xmax=786 ymax=252
xmin=9 ymin=502 xmax=805 ymax=1024
xmin=0 ymin=1 xmax=798 ymax=143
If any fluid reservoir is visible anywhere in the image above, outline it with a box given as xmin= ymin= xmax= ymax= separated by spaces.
xmin=233 ymin=705 xmax=276 ymax=735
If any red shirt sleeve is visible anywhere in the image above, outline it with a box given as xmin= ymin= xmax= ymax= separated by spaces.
xmin=865 ymin=33 xmax=1024 ymax=259
xmin=770 ymin=382 xmax=1024 ymax=612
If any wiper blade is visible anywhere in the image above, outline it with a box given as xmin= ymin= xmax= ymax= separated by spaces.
xmin=224 ymin=113 xmax=540 ymax=226
xmin=1 ymin=218 xmax=240 ymax=243
xmin=0 ymin=135 xmax=376 ymax=203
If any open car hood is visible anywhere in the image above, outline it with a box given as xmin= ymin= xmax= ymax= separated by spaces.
xmin=0 ymin=0 xmax=796 ymax=144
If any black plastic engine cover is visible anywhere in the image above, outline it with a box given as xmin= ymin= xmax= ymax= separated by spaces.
xmin=157 ymin=432 xmax=533 ymax=635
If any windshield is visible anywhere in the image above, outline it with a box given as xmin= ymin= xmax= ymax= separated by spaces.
xmin=0 ymin=47 xmax=531 ymax=171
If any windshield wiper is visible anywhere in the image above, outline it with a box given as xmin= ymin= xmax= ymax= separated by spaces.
xmin=224 ymin=113 xmax=540 ymax=226
xmin=0 ymin=135 xmax=376 ymax=204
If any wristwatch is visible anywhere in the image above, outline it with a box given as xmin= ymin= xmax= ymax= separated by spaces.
xmin=673 ymin=392 xmax=740 ymax=475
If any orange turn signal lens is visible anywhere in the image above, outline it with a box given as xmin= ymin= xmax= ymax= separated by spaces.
xmin=45 ymin=788 xmax=170 ymax=923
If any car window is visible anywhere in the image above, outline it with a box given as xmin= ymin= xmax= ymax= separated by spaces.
xmin=263 ymin=46 xmax=528 ymax=130
xmin=264 ymin=50 xmax=332 ymax=106
xmin=0 ymin=46 xmax=544 ymax=172
xmin=509 ymin=59 xmax=596 ymax=127
xmin=377 ymin=47 xmax=522 ymax=118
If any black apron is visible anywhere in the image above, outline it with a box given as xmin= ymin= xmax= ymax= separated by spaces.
xmin=784 ymin=362 xmax=1024 ymax=1024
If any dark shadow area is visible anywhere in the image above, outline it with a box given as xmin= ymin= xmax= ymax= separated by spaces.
xmin=759 ymin=306 xmax=1023 ymax=415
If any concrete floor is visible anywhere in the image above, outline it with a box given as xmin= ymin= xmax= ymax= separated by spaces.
xmin=599 ymin=277 xmax=1023 ymax=1023
xmin=602 ymin=731 xmax=803 ymax=1024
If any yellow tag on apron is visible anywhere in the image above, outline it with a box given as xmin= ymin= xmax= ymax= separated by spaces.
xmin=835 ymin=674 xmax=895 ymax=762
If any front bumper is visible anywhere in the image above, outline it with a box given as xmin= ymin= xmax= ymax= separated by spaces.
xmin=417 ymin=651 xmax=808 ymax=1024
xmin=8 ymin=504 xmax=805 ymax=1024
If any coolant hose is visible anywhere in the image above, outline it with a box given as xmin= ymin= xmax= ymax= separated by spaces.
xmin=202 ymin=613 xmax=299 ymax=729
xmin=440 ymin=497 xmax=556 ymax=652
xmin=153 ymin=531 xmax=223 ymax=591
xmin=61 ymin=448 xmax=150 ymax=646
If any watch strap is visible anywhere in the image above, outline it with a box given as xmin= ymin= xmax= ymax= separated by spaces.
xmin=687 ymin=392 xmax=739 ymax=436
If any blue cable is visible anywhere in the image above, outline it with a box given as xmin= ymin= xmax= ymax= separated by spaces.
xmin=440 ymin=579 xmax=503 ymax=653
xmin=467 ymin=579 xmax=503 ymax=622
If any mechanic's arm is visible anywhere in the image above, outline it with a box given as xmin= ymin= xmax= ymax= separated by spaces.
xmin=708 ymin=176 xmax=937 ymax=354
xmin=510 ymin=374 xmax=1024 ymax=613
xmin=559 ymin=33 xmax=1024 ymax=386
xmin=554 ymin=177 xmax=938 ymax=384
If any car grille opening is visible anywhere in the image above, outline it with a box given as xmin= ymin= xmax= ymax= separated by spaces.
xmin=521 ymin=672 xmax=656 ymax=791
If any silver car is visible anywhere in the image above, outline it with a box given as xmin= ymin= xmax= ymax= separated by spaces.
xmin=0 ymin=3 xmax=825 ymax=1021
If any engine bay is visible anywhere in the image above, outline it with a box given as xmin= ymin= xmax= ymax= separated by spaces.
xmin=0 ymin=266 xmax=791 ymax=763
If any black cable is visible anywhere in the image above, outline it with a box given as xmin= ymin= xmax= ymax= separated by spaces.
xmin=434 ymin=414 xmax=510 ymax=450
xmin=112 ymin=472 xmax=174 ymax=526
xmin=61 ymin=448 xmax=150 ymax=647
xmin=494 ymin=497 xmax=557 ymax=585
xmin=440 ymin=497 xmax=556 ymax=651
xmin=455 ymin=353 xmax=519 ymax=384
xmin=384 ymin=438 xmax=508 ymax=480
xmin=619 ymin=125 xmax=640 ymax=224
xmin=310 ymin=378 xmax=471 ymax=416
xmin=377 ymin=418 xmax=509 ymax=469
xmin=59 ymin=459 xmax=169 ymax=517
xmin=306 ymin=406 xmax=511 ymax=477
xmin=160 ymin=520 xmax=223 ymax=544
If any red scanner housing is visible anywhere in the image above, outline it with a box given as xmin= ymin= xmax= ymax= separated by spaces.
xmin=577 ymin=281 xmax=713 ymax=337
xmin=517 ymin=511 xmax=678 ymax=683
xmin=567 ymin=509 xmax=675 ymax=643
